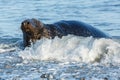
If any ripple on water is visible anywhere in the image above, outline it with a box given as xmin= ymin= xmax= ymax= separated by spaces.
xmin=0 ymin=0 xmax=120 ymax=80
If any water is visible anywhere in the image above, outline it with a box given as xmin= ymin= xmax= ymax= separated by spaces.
xmin=0 ymin=0 xmax=120 ymax=80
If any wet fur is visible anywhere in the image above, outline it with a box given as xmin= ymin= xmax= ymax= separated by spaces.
xmin=21 ymin=18 xmax=110 ymax=47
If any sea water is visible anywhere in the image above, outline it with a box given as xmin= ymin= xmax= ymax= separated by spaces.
xmin=0 ymin=0 xmax=120 ymax=80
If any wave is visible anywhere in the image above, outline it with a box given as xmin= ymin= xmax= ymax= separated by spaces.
xmin=0 ymin=38 xmax=23 ymax=53
xmin=19 ymin=35 xmax=120 ymax=64
xmin=0 ymin=43 xmax=17 ymax=53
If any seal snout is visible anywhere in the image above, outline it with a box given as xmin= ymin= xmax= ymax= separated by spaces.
xmin=21 ymin=20 xmax=35 ymax=33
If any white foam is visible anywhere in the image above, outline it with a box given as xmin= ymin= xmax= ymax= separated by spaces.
xmin=0 ymin=44 xmax=16 ymax=53
xmin=19 ymin=35 xmax=120 ymax=64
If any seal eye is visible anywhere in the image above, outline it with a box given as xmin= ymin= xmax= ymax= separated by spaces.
xmin=22 ymin=22 xmax=23 ymax=25
xmin=27 ymin=22 xmax=30 ymax=24
xmin=22 ymin=22 xmax=25 ymax=26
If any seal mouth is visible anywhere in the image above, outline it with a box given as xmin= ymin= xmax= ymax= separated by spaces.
xmin=26 ymin=31 xmax=33 ymax=37
xmin=21 ymin=19 xmax=38 ymax=35
xmin=21 ymin=18 xmax=47 ymax=47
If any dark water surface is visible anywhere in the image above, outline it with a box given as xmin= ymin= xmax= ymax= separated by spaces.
xmin=0 ymin=0 xmax=120 ymax=80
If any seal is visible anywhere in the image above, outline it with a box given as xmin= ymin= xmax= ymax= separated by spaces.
xmin=21 ymin=18 xmax=110 ymax=47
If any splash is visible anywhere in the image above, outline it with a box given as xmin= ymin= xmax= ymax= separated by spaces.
xmin=0 ymin=44 xmax=16 ymax=53
xmin=19 ymin=35 xmax=120 ymax=63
